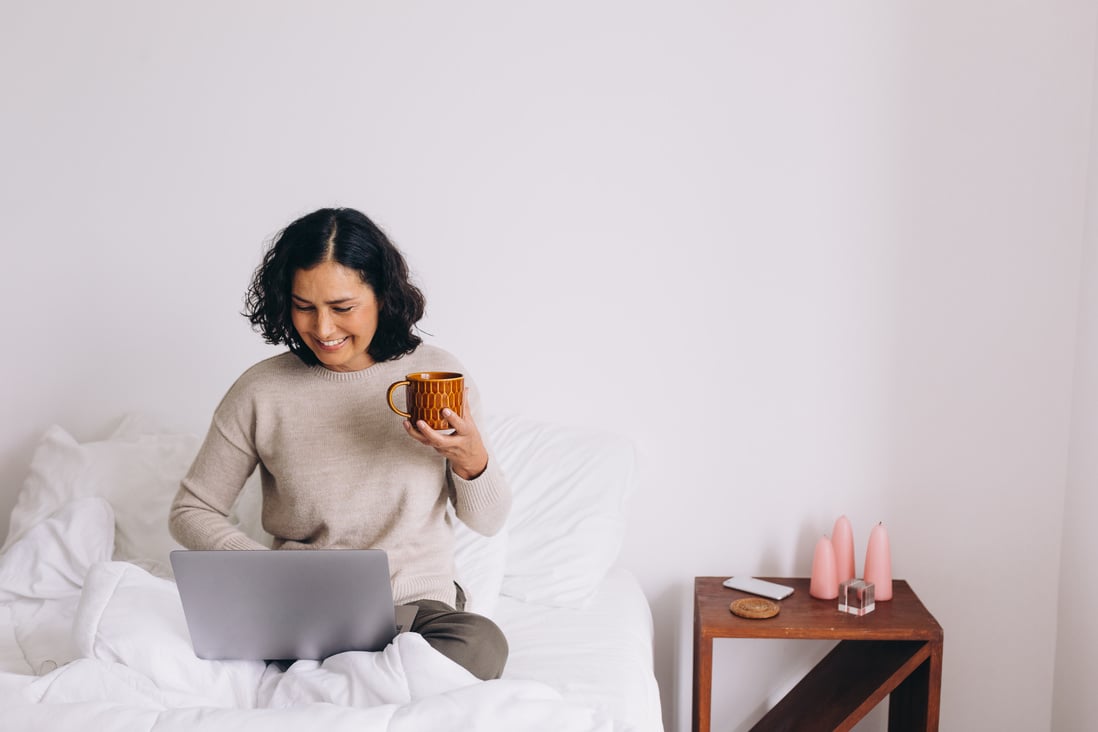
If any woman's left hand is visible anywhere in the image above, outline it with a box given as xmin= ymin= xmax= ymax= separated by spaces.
xmin=402 ymin=390 xmax=489 ymax=480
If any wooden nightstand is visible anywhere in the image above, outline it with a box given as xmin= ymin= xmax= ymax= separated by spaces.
xmin=692 ymin=576 xmax=943 ymax=732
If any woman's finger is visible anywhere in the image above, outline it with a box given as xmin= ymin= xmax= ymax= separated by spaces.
xmin=403 ymin=419 xmax=434 ymax=445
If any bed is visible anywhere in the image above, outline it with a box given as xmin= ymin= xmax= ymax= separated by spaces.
xmin=0 ymin=413 xmax=663 ymax=732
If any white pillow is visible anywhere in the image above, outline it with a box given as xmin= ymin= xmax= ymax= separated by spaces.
xmin=2 ymin=424 xmax=198 ymax=572
xmin=483 ymin=415 xmax=637 ymax=609
xmin=4 ymin=413 xmax=635 ymax=612
xmin=3 ymin=419 xmax=269 ymax=575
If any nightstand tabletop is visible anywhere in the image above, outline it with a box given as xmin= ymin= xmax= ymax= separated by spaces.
xmin=694 ymin=576 xmax=943 ymax=642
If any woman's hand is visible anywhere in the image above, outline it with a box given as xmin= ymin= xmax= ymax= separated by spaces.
xmin=401 ymin=389 xmax=489 ymax=480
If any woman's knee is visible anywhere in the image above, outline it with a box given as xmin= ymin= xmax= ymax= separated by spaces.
xmin=465 ymin=614 xmax=508 ymax=680
xmin=412 ymin=605 xmax=509 ymax=681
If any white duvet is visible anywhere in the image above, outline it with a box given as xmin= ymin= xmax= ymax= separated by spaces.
xmin=0 ymin=497 xmax=620 ymax=731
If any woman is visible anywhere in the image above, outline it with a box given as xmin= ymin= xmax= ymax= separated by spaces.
xmin=169 ymin=207 xmax=511 ymax=680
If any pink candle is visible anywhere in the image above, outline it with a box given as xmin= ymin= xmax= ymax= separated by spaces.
xmin=831 ymin=515 xmax=855 ymax=585
xmin=809 ymin=535 xmax=839 ymax=600
xmin=863 ymin=522 xmax=893 ymax=601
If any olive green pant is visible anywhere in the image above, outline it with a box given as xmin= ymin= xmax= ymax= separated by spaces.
xmin=404 ymin=585 xmax=508 ymax=681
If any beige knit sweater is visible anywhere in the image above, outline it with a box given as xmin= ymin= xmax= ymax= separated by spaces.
xmin=168 ymin=344 xmax=511 ymax=606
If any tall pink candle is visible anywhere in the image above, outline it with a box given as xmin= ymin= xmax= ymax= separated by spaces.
xmin=863 ymin=522 xmax=893 ymax=601
xmin=831 ymin=515 xmax=855 ymax=585
xmin=809 ymin=535 xmax=839 ymax=600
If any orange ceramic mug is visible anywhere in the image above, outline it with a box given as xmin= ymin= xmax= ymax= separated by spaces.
xmin=386 ymin=372 xmax=464 ymax=431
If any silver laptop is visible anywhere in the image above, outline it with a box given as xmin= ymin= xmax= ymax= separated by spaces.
xmin=170 ymin=549 xmax=416 ymax=661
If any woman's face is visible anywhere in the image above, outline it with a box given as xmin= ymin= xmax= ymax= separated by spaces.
xmin=290 ymin=260 xmax=380 ymax=372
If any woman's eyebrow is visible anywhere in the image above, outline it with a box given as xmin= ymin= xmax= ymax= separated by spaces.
xmin=291 ymin=294 xmax=357 ymax=305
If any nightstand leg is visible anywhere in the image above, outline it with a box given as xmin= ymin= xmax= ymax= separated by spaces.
xmin=693 ymin=633 xmax=713 ymax=732
xmin=888 ymin=640 xmax=943 ymax=732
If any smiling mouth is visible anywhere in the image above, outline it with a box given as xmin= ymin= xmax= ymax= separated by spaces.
xmin=316 ymin=336 xmax=349 ymax=350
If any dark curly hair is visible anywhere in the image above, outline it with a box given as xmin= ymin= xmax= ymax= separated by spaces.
xmin=244 ymin=207 xmax=426 ymax=365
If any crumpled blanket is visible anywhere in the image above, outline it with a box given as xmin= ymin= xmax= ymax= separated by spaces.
xmin=0 ymin=497 xmax=617 ymax=731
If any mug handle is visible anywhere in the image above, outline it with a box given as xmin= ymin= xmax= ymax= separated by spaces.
xmin=386 ymin=380 xmax=411 ymax=419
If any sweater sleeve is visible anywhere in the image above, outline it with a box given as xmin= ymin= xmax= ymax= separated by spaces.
xmin=449 ymin=457 xmax=511 ymax=536
xmin=169 ymin=419 xmax=268 ymax=551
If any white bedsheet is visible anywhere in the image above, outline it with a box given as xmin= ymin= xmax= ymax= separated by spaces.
xmin=498 ymin=568 xmax=663 ymax=732
xmin=0 ymin=495 xmax=659 ymax=731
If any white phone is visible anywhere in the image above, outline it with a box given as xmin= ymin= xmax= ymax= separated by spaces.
xmin=722 ymin=576 xmax=795 ymax=601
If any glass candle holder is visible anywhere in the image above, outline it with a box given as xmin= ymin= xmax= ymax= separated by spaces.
xmin=838 ymin=579 xmax=875 ymax=616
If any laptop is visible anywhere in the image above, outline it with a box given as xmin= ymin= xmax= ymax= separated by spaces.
xmin=170 ymin=549 xmax=417 ymax=661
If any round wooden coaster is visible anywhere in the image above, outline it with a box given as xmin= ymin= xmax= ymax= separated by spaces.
xmin=729 ymin=597 xmax=780 ymax=619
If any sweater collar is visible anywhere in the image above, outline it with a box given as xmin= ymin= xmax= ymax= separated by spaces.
xmin=307 ymin=358 xmax=393 ymax=383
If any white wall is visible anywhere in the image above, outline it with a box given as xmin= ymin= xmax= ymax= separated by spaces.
xmin=3 ymin=3 xmax=1095 ymax=731
xmin=1054 ymin=180 xmax=1098 ymax=730
xmin=1053 ymin=8 xmax=1098 ymax=723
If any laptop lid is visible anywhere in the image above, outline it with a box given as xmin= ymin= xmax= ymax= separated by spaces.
xmin=170 ymin=549 xmax=400 ymax=661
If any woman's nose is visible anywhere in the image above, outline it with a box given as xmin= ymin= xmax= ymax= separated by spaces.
xmin=316 ymin=309 xmax=335 ymax=336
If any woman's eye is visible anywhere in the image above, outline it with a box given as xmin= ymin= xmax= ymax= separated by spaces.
xmin=293 ymin=304 xmax=315 ymax=312
xmin=333 ymin=306 xmax=353 ymax=313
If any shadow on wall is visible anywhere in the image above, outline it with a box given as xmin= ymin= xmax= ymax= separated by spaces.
xmin=646 ymin=580 xmax=688 ymax=732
